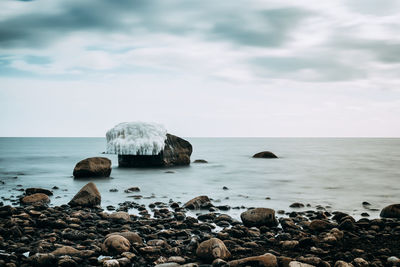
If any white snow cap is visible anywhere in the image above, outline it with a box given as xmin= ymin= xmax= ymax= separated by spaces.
xmin=106 ymin=122 xmax=167 ymax=155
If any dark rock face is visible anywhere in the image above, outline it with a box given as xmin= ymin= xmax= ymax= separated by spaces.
xmin=118 ymin=133 xmax=192 ymax=167
xmin=253 ymin=151 xmax=278 ymax=158
xmin=380 ymin=204 xmax=400 ymax=218
xmin=68 ymin=182 xmax=101 ymax=208
xmin=73 ymin=157 xmax=112 ymax=178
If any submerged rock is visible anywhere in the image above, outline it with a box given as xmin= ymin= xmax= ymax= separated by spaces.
xmin=241 ymin=208 xmax=277 ymax=227
xmin=68 ymin=182 xmax=101 ymax=207
xmin=73 ymin=157 xmax=112 ymax=178
xmin=193 ymin=159 xmax=208 ymax=163
xmin=253 ymin=151 xmax=278 ymax=158
xmin=25 ymin=188 xmax=53 ymax=196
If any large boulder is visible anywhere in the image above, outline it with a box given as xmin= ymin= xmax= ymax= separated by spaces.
xmin=241 ymin=208 xmax=277 ymax=227
xmin=380 ymin=204 xmax=400 ymax=218
xmin=73 ymin=157 xmax=112 ymax=178
xmin=118 ymin=134 xmax=192 ymax=167
xmin=21 ymin=193 xmax=50 ymax=205
xmin=253 ymin=151 xmax=278 ymax=158
xmin=68 ymin=182 xmax=101 ymax=207
xmin=228 ymin=253 xmax=278 ymax=267
xmin=196 ymin=238 xmax=230 ymax=262
xmin=163 ymin=133 xmax=192 ymax=166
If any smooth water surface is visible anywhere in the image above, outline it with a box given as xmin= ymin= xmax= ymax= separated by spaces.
xmin=0 ymin=137 xmax=399 ymax=219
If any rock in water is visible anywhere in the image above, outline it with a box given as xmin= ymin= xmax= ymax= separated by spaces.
xmin=183 ymin=196 xmax=213 ymax=209
xmin=163 ymin=134 xmax=192 ymax=166
xmin=68 ymin=182 xmax=101 ymax=207
xmin=106 ymin=122 xmax=192 ymax=167
xmin=73 ymin=157 xmax=112 ymax=178
xmin=193 ymin=159 xmax=208 ymax=163
xmin=380 ymin=204 xmax=400 ymax=218
xmin=241 ymin=208 xmax=277 ymax=227
xmin=228 ymin=253 xmax=278 ymax=267
xmin=196 ymin=238 xmax=230 ymax=262
xmin=117 ymin=134 xmax=192 ymax=167
xmin=21 ymin=193 xmax=50 ymax=205
xmin=252 ymin=151 xmax=278 ymax=158
xmin=25 ymin=188 xmax=53 ymax=196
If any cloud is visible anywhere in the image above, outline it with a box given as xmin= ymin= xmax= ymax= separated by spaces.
xmin=1 ymin=0 xmax=400 ymax=84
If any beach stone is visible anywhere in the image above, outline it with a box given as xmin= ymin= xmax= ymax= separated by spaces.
xmin=353 ymin=258 xmax=369 ymax=267
xmin=196 ymin=238 xmax=230 ymax=262
xmin=167 ymin=256 xmax=185 ymax=264
xmin=58 ymin=256 xmax=77 ymax=267
xmin=380 ymin=204 xmax=400 ymax=218
xmin=103 ymin=259 xmax=120 ymax=267
xmin=73 ymin=157 xmax=111 ymax=178
xmin=21 ymin=193 xmax=50 ymax=205
xmin=68 ymin=182 xmax=101 ymax=207
xmin=25 ymin=188 xmax=53 ymax=196
xmin=240 ymin=208 xmax=277 ymax=227
xmin=228 ymin=253 xmax=277 ymax=267
xmin=281 ymin=240 xmax=299 ymax=249
xmin=184 ymin=196 xmax=213 ymax=209
xmin=252 ymin=151 xmax=278 ymax=158
xmin=52 ymin=246 xmax=81 ymax=256
xmin=30 ymin=253 xmax=57 ymax=266
xmin=387 ymin=257 xmax=400 ymax=265
xmin=154 ymin=263 xmax=181 ymax=267
xmin=335 ymin=261 xmax=354 ymax=267
xmin=109 ymin=211 xmax=131 ymax=221
xmin=105 ymin=231 xmax=143 ymax=245
xmin=309 ymin=220 xmax=333 ymax=232
xmin=103 ymin=235 xmax=131 ymax=254
xmin=289 ymin=261 xmax=315 ymax=267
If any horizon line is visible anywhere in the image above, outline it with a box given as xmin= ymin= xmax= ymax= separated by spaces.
xmin=0 ymin=136 xmax=399 ymax=138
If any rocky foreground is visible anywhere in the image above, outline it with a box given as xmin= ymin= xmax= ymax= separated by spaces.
xmin=1 ymin=183 xmax=400 ymax=267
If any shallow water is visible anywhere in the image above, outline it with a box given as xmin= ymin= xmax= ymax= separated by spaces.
xmin=0 ymin=137 xmax=399 ymax=219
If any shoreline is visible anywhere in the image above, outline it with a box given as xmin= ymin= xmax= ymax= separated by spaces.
xmin=0 ymin=184 xmax=399 ymax=267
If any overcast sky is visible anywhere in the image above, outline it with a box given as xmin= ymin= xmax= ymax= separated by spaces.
xmin=1 ymin=0 xmax=400 ymax=137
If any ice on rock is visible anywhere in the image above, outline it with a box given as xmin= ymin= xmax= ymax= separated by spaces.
xmin=106 ymin=122 xmax=167 ymax=155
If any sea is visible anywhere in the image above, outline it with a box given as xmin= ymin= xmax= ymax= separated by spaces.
xmin=0 ymin=137 xmax=399 ymax=219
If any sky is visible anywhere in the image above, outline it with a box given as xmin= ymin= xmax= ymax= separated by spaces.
xmin=1 ymin=0 xmax=400 ymax=137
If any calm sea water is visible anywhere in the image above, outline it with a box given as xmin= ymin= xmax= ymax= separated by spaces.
xmin=0 ymin=137 xmax=399 ymax=219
